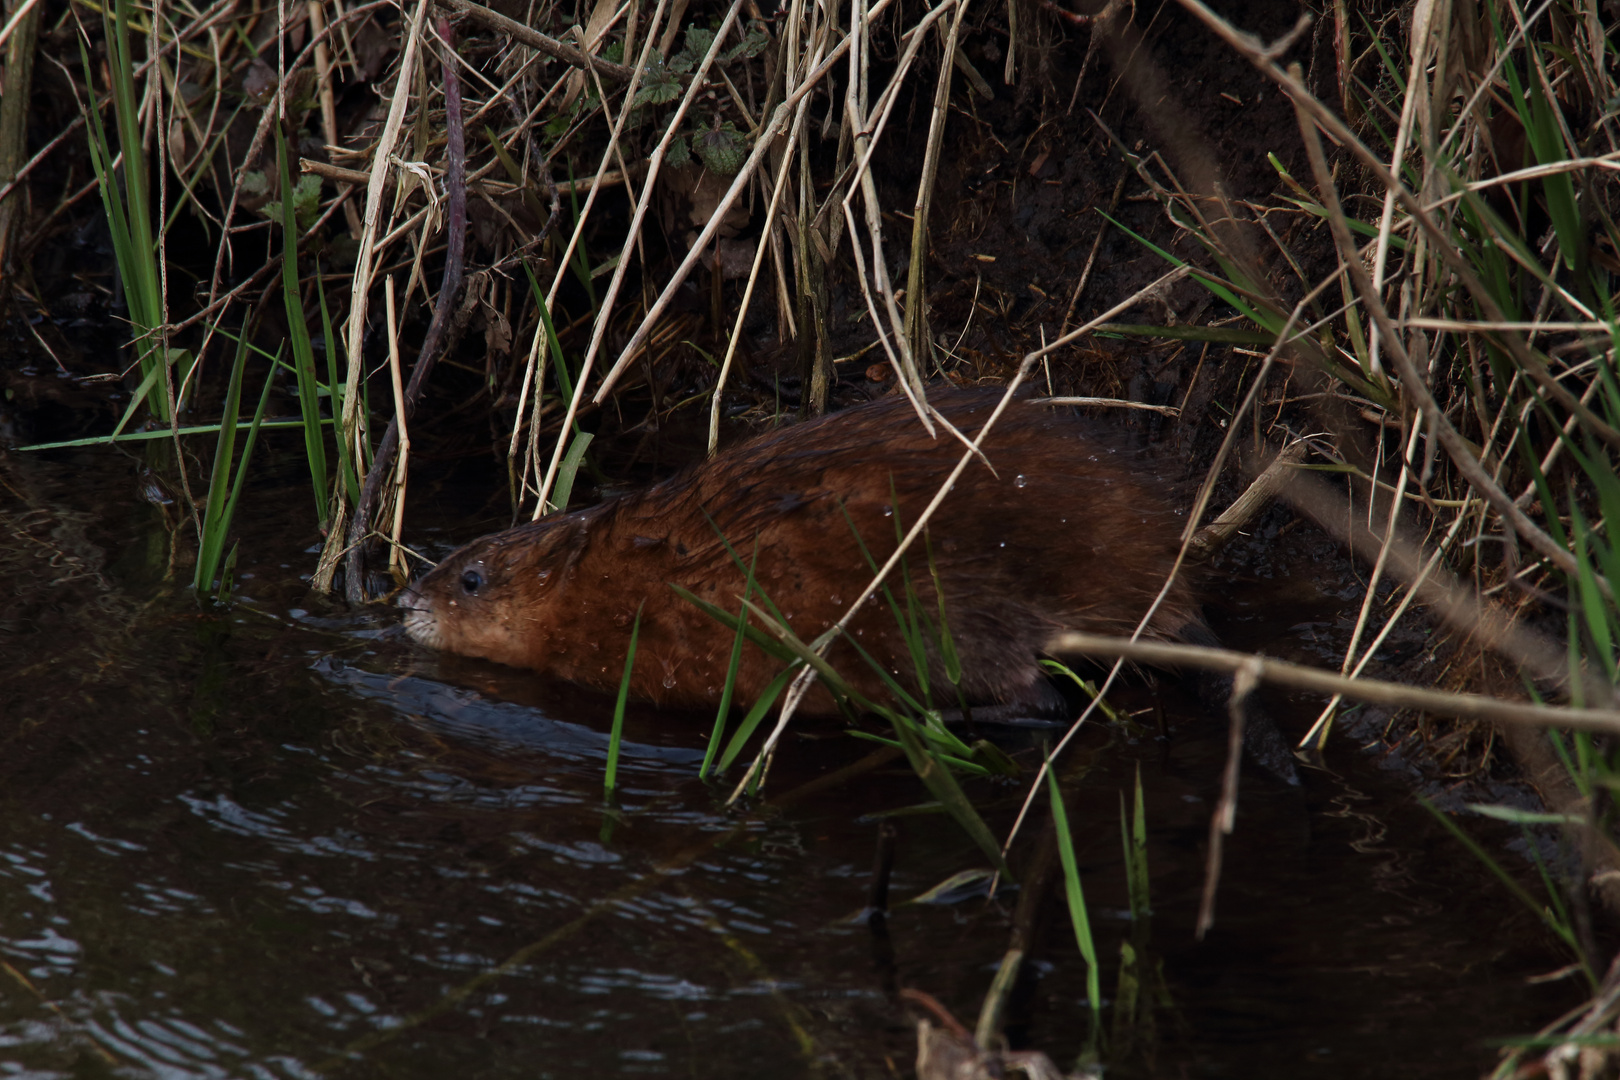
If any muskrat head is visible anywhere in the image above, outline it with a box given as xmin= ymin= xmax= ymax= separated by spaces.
xmin=399 ymin=515 xmax=587 ymax=669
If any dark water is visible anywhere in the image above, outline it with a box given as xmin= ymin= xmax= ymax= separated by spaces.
xmin=0 ymin=445 xmax=1577 ymax=1079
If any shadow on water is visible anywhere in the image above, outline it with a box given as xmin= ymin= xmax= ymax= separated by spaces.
xmin=0 ymin=446 xmax=1582 ymax=1078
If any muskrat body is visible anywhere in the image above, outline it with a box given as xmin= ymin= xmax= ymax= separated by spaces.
xmin=401 ymin=388 xmax=1202 ymax=716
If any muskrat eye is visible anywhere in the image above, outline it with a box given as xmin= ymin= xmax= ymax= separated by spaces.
xmin=460 ymin=569 xmax=484 ymax=594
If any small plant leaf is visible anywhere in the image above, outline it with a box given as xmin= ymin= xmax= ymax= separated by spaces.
xmin=694 ymin=119 xmax=747 ymax=174
xmin=669 ymin=26 xmax=714 ymax=72
xmin=665 ymin=133 xmax=692 ymax=170
xmin=634 ymin=58 xmax=681 ymax=106
xmin=722 ymin=22 xmax=770 ymax=62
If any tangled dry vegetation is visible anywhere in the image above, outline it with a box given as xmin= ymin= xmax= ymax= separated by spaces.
xmin=7 ymin=0 xmax=1620 ymax=1068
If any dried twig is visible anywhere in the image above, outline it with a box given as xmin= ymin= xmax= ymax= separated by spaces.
xmin=433 ymin=0 xmax=636 ymax=81
xmin=339 ymin=12 xmax=468 ymax=602
xmin=1049 ymin=633 xmax=1620 ymax=733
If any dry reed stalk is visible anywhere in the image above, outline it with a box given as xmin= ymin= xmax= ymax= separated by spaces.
xmin=902 ymin=0 xmax=971 ymax=377
xmin=0 ymin=0 xmax=41 ymax=272
xmin=1288 ymin=68 xmax=1607 ymax=596
xmin=203 ymin=0 xmax=395 ymax=310
xmin=1197 ymin=656 xmax=1259 ymax=938
xmin=384 ymin=275 xmax=410 ymax=579
xmin=1050 ymin=632 xmax=1620 ymax=733
xmin=1278 ymin=468 xmax=1597 ymax=705
xmin=532 ymin=0 xmax=740 ymax=516
xmin=807 ymin=0 xmax=965 ymax=427
xmin=595 ymin=0 xmax=901 ymax=403
xmin=312 ymin=0 xmax=430 ymax=592
xmin=1331 ymin=413 xmax=1428 ymax=719
xmin=1181 ymin=0 xmax=1620 ymax=454
xmin=518 ymin=0 xmax=675 ymax=514
xmin=307 ymin=0 xmax=361 ymax=237
xmin=1297 ymin=505 xmax=1474 ymax=748
xmin=434 ymin=0 xmax=636 ymax=81
xmin=707 ymin=89 xmax=815 ymax=454
xmin=342 ymin=12 xmax=468 ymax=602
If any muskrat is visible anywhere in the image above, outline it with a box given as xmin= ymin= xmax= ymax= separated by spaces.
xmin=401 ymin=388 xmax=1209 ymax=719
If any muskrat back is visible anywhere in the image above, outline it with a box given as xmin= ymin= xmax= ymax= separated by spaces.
xmin=401 ymin=388 xmax=1201 ymax=715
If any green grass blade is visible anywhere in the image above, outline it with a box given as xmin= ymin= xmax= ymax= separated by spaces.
xmin=565 ymin=163 xmax=597 ymax=311
xmin=315 ymin=263 xmax=359 ymax=504
xmin=77 ymin=27 xmax=166 ymax=423
xmin=667 ymin=584 xmax=797 ymax=663
xmin=1123 ymin=763 xmax=1150 ymax=922
xmin=924 ymin=531 xmax=962 ymax=685
xmin=701 ymin=540 xmax=763 ymax=779
xmin=716 ymin=664 xmax=798 ymax=773
xmin=845 ymin=730 xmax=991 ymax=776
xmin=17 ymin=418 xmax=331 ymax=452
xmin=550 ymin=430 xmax=594 ymax=512
xmin=1047 ymin=752 xmax=1102 ymax=1021
xmin=888 ymin=712 xmax=1009 ymax=877
xmin=197 ymin=348 xmax=280 ymax=599
xmin=520 ymin=260 xmax=583 ymax=437
xmin=276 ymin=127 xmax=330 ymax=528
xmin=605 ymin=602 xmax=644 ymax=795
xmin=1419 ymin=796 xmax=1587 ymax=977
xmin=194 ymin=329 xmax=251 ymax=593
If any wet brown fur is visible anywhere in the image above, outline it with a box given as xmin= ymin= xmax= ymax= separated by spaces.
xmin=401 ymin=388 xmax=1201 ymax=714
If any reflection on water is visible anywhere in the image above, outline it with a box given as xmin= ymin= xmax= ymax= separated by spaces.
xmin=0 ymin=451 xmax=1580 ymax=1078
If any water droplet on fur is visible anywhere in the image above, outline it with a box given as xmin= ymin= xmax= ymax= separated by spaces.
xmin=999 ymin=541 xmax=1006 ymax=548
xmin=663 ymin=674 xmax=677 ymax=689
xmin=1014 ymin=474 xmax=1027 ymax=488
xmin=830 ymin=595 xmax=842 ymax=606
xmin=881 ymin=505 xmax=893 ymax=517
xmin=613 ymin=612 xmax=630 ymax=627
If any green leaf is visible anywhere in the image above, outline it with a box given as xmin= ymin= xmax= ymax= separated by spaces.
xmin=1047 ymin=753 xmax=1101 ymax=1020
xmin=693 ymin=119 xmax=747 ymax=175
xmin=669 ymin=26 xmax=714 ymax=72
xmin=605 ymin=602 xmax=644 ymax=795
xmin=717 ymin=664 xmax=797 ymax=773
xmin=551 ymin=429 xmax=594 ymax=512
xmin=239 ymin=170 xmax=271 ymax=198
xmin=722 ymin=22 xmax=770 ymax=62
xmin=634 ymin=57 xmax=682 ymax=106
xmin=665 ymin=133 xmax=692 ymax=170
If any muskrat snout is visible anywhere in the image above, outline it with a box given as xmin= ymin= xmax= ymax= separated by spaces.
xmin=398 ymin=582 xmax=442 ymax=648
